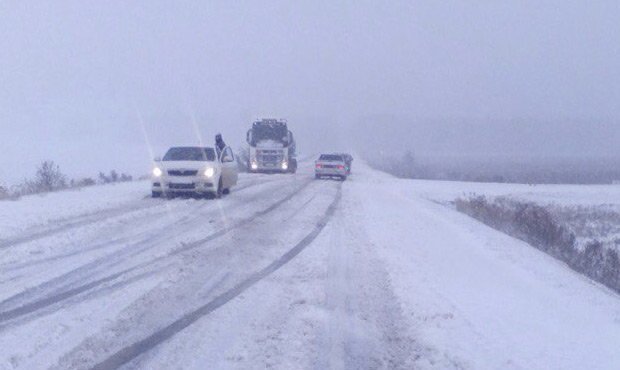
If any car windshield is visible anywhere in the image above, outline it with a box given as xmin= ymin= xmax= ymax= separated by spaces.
xmin=163 ymin=147 xmax=215 ymax=161
xmin=319 ymin=154 xmax=343 ymax=161
xmin=250 ymin=123 xmax=288 ymax=144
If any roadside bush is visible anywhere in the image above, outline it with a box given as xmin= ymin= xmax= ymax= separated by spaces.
xmin=0 ymin=183 xmax=9 ymax=200
xmin=2 ymin=163 xmax=135 ymax=200
xmin=456 ymin=195 xmax=620 ymax=293
xmin=74 ymin=177 xmax=96 ymax=187
xmin=99 ymin=170 xmax=133 ymax=184
xmin=34 ymin=161 xmax=67 ymax=192
xmin=120 ymin=173 xmax=132 ymax=182
xmin=99 ymin=172 xmax=110 ymax=184
xmin=553 ymin=205 xmax=620 ymax=251
xmin=602 ymin=249 xmax=620 ymax=288
xmin=8 ymin=161 xmax=68 ymax=197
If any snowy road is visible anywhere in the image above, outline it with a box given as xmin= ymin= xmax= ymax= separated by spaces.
xmin=2 ymin=162 xmax=620 ymax=369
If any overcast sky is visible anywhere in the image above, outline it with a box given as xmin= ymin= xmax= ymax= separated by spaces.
xmin=1 ymin=1 xmax=619 ymax=183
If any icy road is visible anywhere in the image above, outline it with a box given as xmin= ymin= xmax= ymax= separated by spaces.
xmin=1 ymin=162 xmax=620 ymax=370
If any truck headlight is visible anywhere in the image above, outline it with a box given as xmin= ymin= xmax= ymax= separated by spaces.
xmin=204 ymin=167 xmax=215 ymax=178
xmin=153 ymin=167 xmax=163 ymax=177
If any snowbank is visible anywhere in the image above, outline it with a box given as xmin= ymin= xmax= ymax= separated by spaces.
xmin=0 ymin=181 xmax=149 ymax=238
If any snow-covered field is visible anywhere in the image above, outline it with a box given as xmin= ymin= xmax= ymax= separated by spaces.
xmin=1 ymin=161 xmax=620 ymax=369
xmin=409 ymin=177 xmax=620 ymax=252
xmin=410 ymin=178 xmax=620 ymax=207
xmin=0 ymin=181 xmax=150 ymax=239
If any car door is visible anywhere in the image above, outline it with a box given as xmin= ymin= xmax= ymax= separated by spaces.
xmin=220 ymin=147 xmax=238 ymax=189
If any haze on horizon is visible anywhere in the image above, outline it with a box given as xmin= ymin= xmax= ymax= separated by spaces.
xmin=1 ymin=1 xmax=619 ymax=183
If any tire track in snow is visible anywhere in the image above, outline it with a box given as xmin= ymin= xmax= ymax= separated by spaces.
xmin=0 ymin=175 xmax=295 ymax=300
xmin=0 ymin=179 xmax=314 ymax=326
xmin=0 ymin=206 xmax=199 ymax=275
xmin=0 ymin=175 xmax=277 ymax=274
xmin=0 ymin=175 xmax=273 ymax=252
xmin=316 ymin=181 xmax=420 ymax=370
xmin=0 ymin=266 xmax=158 ymax=324
xmin=88 ymin=184 xmax=342 ymax=370
xmin=0 ymin=200 xmax=162 ymax=250
xmin=0 ymin=206 xmax=206 ymax=311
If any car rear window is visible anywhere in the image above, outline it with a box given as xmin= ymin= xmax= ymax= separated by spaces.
xmin=319 ymin=154 xmax=343 ymax=161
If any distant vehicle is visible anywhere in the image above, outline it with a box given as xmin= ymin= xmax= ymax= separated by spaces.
xmin=338 ymin=153 xmax=353 ymax=174
xmin=246 ymin=119 xmax=297 ymax=173
xmin=315 ymin=154 xmax=348 ymax=181
xmin=151 ymin=145 xmax=238 ymax=198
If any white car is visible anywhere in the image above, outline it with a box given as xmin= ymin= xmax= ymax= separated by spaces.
xmin=315 ymin=153 xmax=348 ymax=181
xmin=151 ymin=146 xmax=238 ymax=198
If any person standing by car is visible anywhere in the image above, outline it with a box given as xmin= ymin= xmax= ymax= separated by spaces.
xmin=215 ymin=133 xmax=226 ymax=157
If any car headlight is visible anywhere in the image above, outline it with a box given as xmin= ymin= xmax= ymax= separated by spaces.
xmin=204 ymin=167 xmax=215 ymax=178
xmin=251 ymin=162 xmax=258 ymax=170
xmin=153 ymin=167 xmax=163 ymax=177
xmin=281 ymin=162 xmax=288 ymax=170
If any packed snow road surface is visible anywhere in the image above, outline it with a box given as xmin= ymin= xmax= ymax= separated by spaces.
xmin=1 ymin=163 xmax=620 ymax=369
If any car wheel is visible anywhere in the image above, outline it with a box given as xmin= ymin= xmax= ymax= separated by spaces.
xmin=152 ymin=191 xmax=162 ymax=198
xmin=222 ymin=188 xmax=230 ymax=195
xmin=341 ymin=175 xmax=347 ymax=181
xmin=315 ymin=174 xmax=321 ymax=179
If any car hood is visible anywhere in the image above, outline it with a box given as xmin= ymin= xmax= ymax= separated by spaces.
xmin=156 ymin=161 xmax=215 ymax=170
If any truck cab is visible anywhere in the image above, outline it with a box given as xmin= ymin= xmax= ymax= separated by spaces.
xmin=247 ymin=119 xmax=297 ymax=173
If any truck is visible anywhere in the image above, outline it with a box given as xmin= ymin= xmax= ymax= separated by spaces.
xmin=246 ymin=119 xmax=297 ymax=173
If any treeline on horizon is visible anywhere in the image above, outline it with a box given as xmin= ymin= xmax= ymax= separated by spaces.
xmin=366 ymin=151 xmax=620 ymax=185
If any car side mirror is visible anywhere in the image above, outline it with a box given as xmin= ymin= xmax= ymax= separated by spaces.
xmin=154 ymin=156 xmax=162 ymax=162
